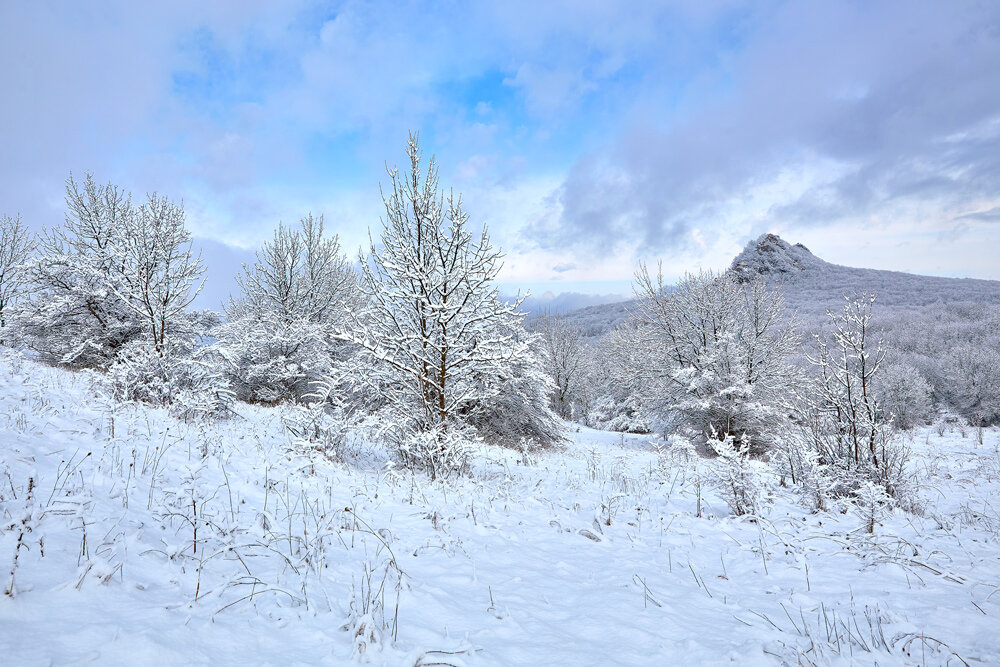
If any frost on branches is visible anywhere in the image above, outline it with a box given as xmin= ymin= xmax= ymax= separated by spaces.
xmin=341 ymin=134 xmax=562 ymax=474
xmin=632 ymin=267 xmax=799 ymax=451
xmin=8 ymin=173 xmax=223 ymax=414
xmin=531 ymin=314 xmax=586 ymax=420
xmin=11 ymin=173 xmax=206 ymax=370
xmin=215 ymin=214 xmax=361 ymax=405
xmin=805 ymin=293 xmax=909 ymax=499
xmin=13 ymin=174 xmax=142 ymax=367
xmin=0 ymin=213 xmax=35 ymax=342
xmin=461 ymin=320 xmax=564 ymax=449
xmin=579 ymin=321 xmax=653 ymax=433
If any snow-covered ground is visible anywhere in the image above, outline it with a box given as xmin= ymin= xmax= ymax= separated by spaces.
xmin=1 ymin=351 xmax=998 ymax=666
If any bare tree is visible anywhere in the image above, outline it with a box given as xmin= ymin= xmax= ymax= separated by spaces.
xmin=0 ymin=213 xmax=35 ymax=337
xmin=533 ymin=314 xmax=585 ymax=418
xmin=115 ymin=192 xmax=205 ymax=354
xmin=807 ymin=293 xmax=903 ymax=492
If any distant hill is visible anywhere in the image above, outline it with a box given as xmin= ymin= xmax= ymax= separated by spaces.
xmin=557 ymin=233 xmax=1000 ymax=338
xmin=513 ymin=291 xmax=629 ymax=316
xmin=549 ymin=298 xmax=636 ymax=339
xmin=730 ymin=233 xmax=1000 ymax=319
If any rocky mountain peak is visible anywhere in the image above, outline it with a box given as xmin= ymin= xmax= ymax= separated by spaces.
xmin=729 ymin=233 xmax=823 ymax=280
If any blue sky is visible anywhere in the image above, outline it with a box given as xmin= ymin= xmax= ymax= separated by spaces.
xmin=2 ymin=1 xmax=999 ymax=310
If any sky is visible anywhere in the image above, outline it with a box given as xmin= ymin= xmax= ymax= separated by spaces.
xmin=2 ymin=1 xmax=1000 ymax=310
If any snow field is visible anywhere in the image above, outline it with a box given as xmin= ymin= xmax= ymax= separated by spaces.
xmin=1 ymin=351 xmax=999 ymax=666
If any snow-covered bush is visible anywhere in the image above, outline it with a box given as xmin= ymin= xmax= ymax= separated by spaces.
xmin=708 ymin=432 xmax=771 ymax=517
xmin=771 ymin=435 xmax=836 ymax=512
xmin=854 ymin=480 xmax=894 ymax=534
xmin=215 ymin=214 xmax=360 ymax=405
xmin=283 ymin=380 xmax=351 ymax=459
xmin=106 ymin=340 xmax=176 ymax=404
xmin=105 ymin=335 xmax=233 ymax=420
xmin=397 ymin=424 xmax=474 ymax=480
xmin=632 ymin=268 xmax=799 ymax=451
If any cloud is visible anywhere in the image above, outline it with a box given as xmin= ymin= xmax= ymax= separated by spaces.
xmin=955 ymin=206 xmax=1000 ymax=224
xmin=539 ymin=1 xmax=1000 ymax=268
xmin=2 ymin=0 xmax=1000 ymax=305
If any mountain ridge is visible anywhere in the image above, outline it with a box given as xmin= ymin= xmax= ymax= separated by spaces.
xmin=556 ymin=233 xmax=1000 ymax=337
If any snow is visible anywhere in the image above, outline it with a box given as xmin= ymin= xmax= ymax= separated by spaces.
xmin=2 ymin=350 xmax=999 ymax=665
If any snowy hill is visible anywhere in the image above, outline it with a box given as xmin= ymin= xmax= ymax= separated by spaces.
xmin=730 ymin=233 xmax=1000 ymax=318
xmin=557 ymin=234 xmax=1000 ymax=337
xmin=550 ymin=298 xmax=635 ymax=339
xmin=2 ymin=350 xmax=1000 ymax=664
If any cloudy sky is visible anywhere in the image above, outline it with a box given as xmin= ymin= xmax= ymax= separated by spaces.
xmin=3 ymin=1 xmax=999 ymax=309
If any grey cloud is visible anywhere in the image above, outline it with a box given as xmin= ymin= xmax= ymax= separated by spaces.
xmin=542 ymin=1 xmax=1000 ymax=255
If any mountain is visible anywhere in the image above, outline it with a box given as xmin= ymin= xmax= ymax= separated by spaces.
xmin=549 ymin=298 xmax=635 ymax=339
xmin=730 ymin=233 xmax=1000 ymax=318
xmin=729 ymin=233 xmax=825 ymax=279
xmin=557 ymin=233 xmax=1000 ymax=337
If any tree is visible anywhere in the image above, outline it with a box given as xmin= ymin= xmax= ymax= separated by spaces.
xmin=806 ymin=293 xmax=906 ymax=495
xmin=632 ymin=267 xmax=799 ymax=450
xmin=342 ymin=134 xmax=560 ymax=469
xmin=947 ymin=343 xmax=1000 ymax=426
xmin=0 ymin=213 xmax=35 ymax=338
xmin=579 ymin=321 xmax=652 ymax=433
xmin=14 ymin=174 xmax=141 ymax=366
xmin=216 ymin=214 xmax=360 ymax=403
xmin=114 ymin=192 xmax=204 ymax=354
xmin=532 ymin=314 xmax=585 ymax=419
xmin=13 ymin=173 xmax=204 ymax=369
xmin=462 ymin=319 xmax=564 ymax=448
xmin=874 ymin=359 xmax=933 ymax=430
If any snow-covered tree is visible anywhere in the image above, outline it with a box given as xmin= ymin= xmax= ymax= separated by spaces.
xmin=14 ymin=174 xmax=142 ymax=367
xmin=216 ymin=214 xmax=360 ymax=404
xmin=947 ymin=343 xmax=1000 ymax=426
xmin=632 ymin=267 xmax=799 ymax=450
xmin=806 ymin=293 xmax=906 ymax=496
xmin=13 ymin=173 xmax=206 ymax=372
xmin=874 ymin=359 xmax=933 ymax=429
xmin=580 ymin=321 xmax=652 ymax=433
xmin=532 ymin=314 xmax=585 ymax=419
xmin=0 ymin=213 xmax=35 ymax=339
xmin=115 ymin=192 xmax=205 ymax=354
xmin=342 ymin=134 xmax=560 ymax=469
xmin=462 ymin=321 xmax=564 ymax=447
